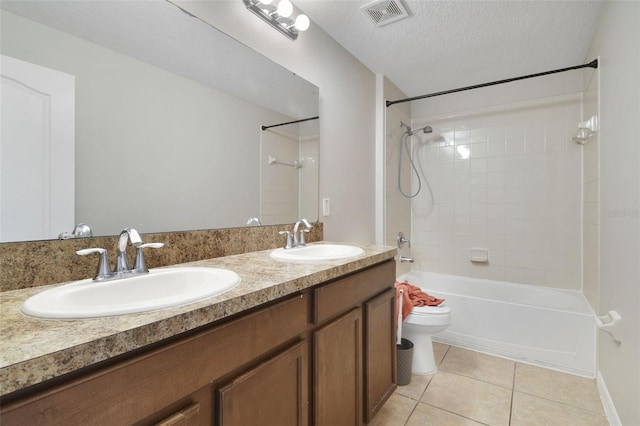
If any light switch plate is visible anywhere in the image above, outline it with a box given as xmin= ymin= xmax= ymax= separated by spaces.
xmin=322 ymin=198 xmax=331 ymax=216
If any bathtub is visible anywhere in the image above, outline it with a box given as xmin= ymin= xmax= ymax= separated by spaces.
xmin=397 ymin=271 xmax=597 ymax=377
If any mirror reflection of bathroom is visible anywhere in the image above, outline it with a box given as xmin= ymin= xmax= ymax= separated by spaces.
xmin=0 ymin=1 xmax=320 ymax=241
xmin=260 ymin=117 xmax=319 ymax=226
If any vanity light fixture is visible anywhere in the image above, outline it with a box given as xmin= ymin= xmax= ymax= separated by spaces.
xmin=243 ymin=0 xmax=310 ymax=40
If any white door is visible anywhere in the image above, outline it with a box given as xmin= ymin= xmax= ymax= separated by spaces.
xmin=0 ymin=54 xmax=75 ymax=242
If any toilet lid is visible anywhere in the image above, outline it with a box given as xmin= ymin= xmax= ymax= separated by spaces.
xmin=410 ymin=304 xmax=450 ymax=315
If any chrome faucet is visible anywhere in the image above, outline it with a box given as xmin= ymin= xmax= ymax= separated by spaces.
xmin=77 ymin=227 xmax=164 ymax=281
xmin=116 ymin=227 xmax=143 ymax=272
xmin=278 ymin=219 xmax=313 ymax=250
xmin=293 ymin=219 xmax=312 ymax=247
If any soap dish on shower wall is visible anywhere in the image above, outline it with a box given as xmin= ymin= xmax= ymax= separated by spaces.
xmin=470 ymin=247 xmax=489 ymax=263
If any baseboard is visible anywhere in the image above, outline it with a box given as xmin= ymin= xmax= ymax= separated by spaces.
xmin=597 ymin=370 xmax=621 ymax=426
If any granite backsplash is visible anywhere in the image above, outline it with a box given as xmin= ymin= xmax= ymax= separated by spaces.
xmin=0 ymin=223 xmax=323 ymax=292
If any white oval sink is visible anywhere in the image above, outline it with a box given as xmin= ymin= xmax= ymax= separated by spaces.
xmin=270 ymin=244 xmax=364 ymax=262
xmin=21 ymin=267 xmax=241 ymax=319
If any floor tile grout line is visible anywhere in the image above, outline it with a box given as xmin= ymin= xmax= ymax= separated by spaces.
xmin=512 ymin=361 xmax=606 ymax=416
xmin=437 ymin=367 xmax=516 ymax=391
xmin=420 ymin=344 xmax=499 ymax=426
xmin=512 ymin=389 xmax=609 ymax=417
xmin=416 ymin=344 xmax=451 ymax=401
xmin=435 ymin=368 xmax=516 ymax=392
xmin=402 ymin=344 xmax=450 ymax=425
xmin=421 ymin=401 xmax=493 ymax=426
xmin=438 ymin=345 xmax=518 ymax=391
xmin=508 ymin=361 xmax=516 ymax=425
xmin=402 ymin=398 xmax=420 ymax=426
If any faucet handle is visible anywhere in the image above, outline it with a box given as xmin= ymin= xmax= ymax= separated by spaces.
xmin=77 ymin=248 xmax=112 ymax=280
xmin=397 ymin=231 xmax=411 ymax=248
xmin=134 ymin=243 xmax=164 ymax=273
xmin=278 ymin=231 xmax=294 ymax=249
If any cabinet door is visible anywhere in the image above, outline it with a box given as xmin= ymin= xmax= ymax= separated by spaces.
xmin=217 ymin=341 xmax=308 ymax=426
xmin=363 ymin=288 xmax=397 ymax=423
xmin=313 ymin=308 xmax=362 ymax=426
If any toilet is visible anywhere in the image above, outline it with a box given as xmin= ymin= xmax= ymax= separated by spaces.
xmin=402 ymin=304 xmax=451 ymax=375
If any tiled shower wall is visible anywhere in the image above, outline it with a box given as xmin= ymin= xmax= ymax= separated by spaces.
xmin=411 ymin=94 xmax=582 ymax=290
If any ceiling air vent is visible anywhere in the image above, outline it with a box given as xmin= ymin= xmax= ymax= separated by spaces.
xmin=361 ymin=0 xmax=409 ymax=27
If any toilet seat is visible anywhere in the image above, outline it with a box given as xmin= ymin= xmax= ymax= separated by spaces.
xmin=405 ymin=304 xmax=450 ymax=326
xmin=409 ymin=305 xmax=450 ymax=315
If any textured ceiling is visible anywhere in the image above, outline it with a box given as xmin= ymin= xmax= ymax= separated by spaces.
xmin=297 ymin=0 xmax=605 ymax=98
xmin=3 ymin=0 xmax=605 ymax=109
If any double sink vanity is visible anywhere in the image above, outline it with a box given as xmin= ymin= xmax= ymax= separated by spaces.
xmin=0 ymin=240 xmax=397 ymax=425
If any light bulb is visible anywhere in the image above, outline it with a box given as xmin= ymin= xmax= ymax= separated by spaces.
xmin=294 ymin=14 xmax=310 ymax=31
xmin=259 ymin=0 xmax=273 ymax=4
xmin=277 ymin=0 xmax=293 ymax=17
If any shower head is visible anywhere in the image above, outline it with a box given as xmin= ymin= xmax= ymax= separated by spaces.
xmin=409 ymin=125 xmax=433 ymax=135
xmin=400 ymin=121 xmax=433 ymax=136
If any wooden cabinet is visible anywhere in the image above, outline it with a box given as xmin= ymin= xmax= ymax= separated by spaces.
xmin=1 ymin=260 xmax=396 ymax=426
xmin=313 ymin=261 xmax=396 ymax=426
xmin=0 ymin=293 xmax=307 ymax=425
xmin=313 ymin=309 xmax=362 ymax=426
xmin=363 ymin=288 xmax=397 ymax=423
xmin=217 ymin=341 xmax=308 ymax=426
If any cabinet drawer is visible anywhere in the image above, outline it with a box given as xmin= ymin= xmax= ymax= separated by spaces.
xmin=1 ymin=293 xmax=308 ymax=425
xmin=313 ymin=261 xmax=395 ymax=324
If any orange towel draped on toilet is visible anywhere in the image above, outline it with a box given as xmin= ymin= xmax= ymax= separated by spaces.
xmin=394 ymin=281 xmax=445 ymax=321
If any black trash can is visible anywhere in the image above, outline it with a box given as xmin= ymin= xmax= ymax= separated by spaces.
xmin=396 ymin=338 xmax=414 ymax=386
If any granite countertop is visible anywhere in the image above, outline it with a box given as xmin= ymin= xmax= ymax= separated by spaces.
xmin=0 ymin=242 xmax=396 ymax=397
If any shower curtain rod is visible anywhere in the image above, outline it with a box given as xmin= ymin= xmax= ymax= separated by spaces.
xmin=261 ymin=116 xmax=319 ymax=131
xmin=386 ymin=59 xmax=598 ymax=107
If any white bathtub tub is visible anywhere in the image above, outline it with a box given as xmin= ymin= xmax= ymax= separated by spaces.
xmin=397 ymin=271 xmax=596 ymax=377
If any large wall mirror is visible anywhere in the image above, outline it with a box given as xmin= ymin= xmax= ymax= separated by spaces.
xmin=0 ymin=0 xmax=319 ymax=242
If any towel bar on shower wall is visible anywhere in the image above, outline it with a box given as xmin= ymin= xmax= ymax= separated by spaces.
xmin=268 ymin=155 xmax=301 ymax=169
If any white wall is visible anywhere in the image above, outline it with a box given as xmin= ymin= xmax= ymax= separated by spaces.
xmin=174 ymin=1 xmax=378 ymax=244
xmin=1 ymin=10 xmax=292 ymax=236
xmin=586 ymin=1 xmax=640 ymax=424
xmin=299 ymin=129 xmax=320 ymax=221
xmin=383 ymin=76 xmax=412 ymax=276
xmin=411 ymin=72 xmax=584 ymax=119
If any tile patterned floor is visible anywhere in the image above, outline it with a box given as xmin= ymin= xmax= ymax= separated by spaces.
xmin=371 ymin=343 xmax=609 ymax=426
